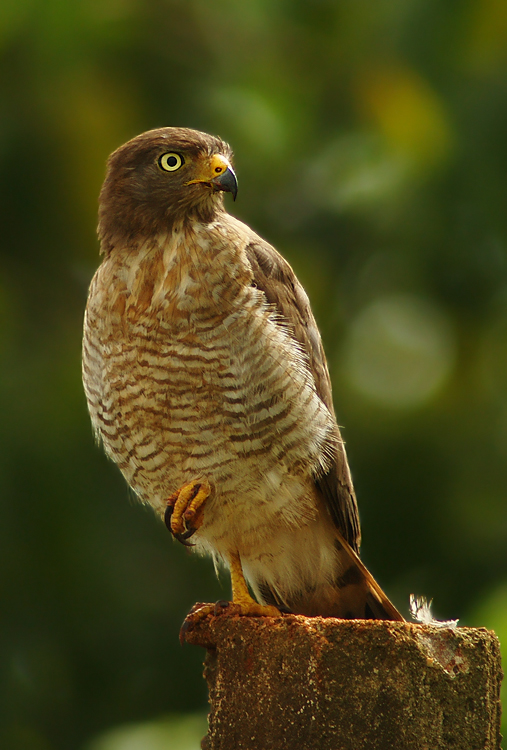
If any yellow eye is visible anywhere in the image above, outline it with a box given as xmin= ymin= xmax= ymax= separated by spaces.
xmin=159 ymin=152 xmax=184 ymax=172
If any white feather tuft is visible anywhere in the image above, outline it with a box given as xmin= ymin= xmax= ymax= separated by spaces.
xmin=409 ymin=594 xmax=459 ymax=628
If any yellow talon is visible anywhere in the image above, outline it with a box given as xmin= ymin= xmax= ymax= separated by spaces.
xmin=179 ymin=551 xmax=281 ymax=640
xmin=165 ymin=479 xmax=211 ymax=541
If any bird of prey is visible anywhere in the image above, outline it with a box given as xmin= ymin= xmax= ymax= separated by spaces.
xmin=82 ymin=127 xmax=403 ymax=621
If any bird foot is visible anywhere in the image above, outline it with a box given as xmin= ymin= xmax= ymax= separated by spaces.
xmin=230 ymin=598 xmax=281 ymax=617
xmin=180 ymin=599 xmax=281 ymax=644
xmin=190 ymin=597 xmax=280 ymax=620
xmin=164 ymin=479 xmax=211 ymax=546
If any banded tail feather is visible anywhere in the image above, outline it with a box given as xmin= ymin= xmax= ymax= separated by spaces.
xmin=257 ymin=532 xmax=404 ymax=621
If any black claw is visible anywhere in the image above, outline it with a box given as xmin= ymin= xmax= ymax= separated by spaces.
xmin=179 ymin=617 xmax=192 ymax=645
xmin=165 ymin=505 xmax=196 ymax=546
xmin=174 ymin=532 xmax=195 ymax=547
xmin=179 ymin=600 xmax=233 ymax=645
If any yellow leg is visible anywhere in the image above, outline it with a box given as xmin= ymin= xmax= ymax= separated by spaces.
xmin=229 ymin=551 xmax=280 ymax=617
xmin=179 ymin=549 xmax=280 ymax=639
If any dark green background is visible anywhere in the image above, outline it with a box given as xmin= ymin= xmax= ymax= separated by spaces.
xmin=1 ymin=1 xmax=506 ymax=747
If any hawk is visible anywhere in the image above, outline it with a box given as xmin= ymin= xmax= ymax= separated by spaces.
xmin=82 ymin=127 xmax=403 ymax=621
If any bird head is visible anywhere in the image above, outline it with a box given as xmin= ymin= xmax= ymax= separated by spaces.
xmin=98 ymin=127 xmax=237 ymax=253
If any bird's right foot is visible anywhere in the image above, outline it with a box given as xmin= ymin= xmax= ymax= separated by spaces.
xmin=164 ymin=479 xmax=211 ymax=546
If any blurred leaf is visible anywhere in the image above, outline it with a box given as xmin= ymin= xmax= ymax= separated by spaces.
xmin=356 ymin=64 xmax=454 ymax=172
xmin=463 ymin=0 xmax=507 ymax=72
xmin=85 ymin=713 xmax=208 ymax=750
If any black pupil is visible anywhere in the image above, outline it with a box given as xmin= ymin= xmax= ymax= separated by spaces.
xmin=166 ymin=155 xmax=178 ymax=167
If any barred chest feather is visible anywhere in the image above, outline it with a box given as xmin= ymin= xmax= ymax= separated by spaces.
xmin=83 ymin=220 xmax=337 ymax=560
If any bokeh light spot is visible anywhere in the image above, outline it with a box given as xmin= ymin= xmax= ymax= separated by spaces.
xmin=85 ymin=712 xmax=208 ymax=750
xmin=342 ymin=293 xmax=456 ymax=408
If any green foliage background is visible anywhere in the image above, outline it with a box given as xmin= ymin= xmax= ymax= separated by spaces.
xmin=1 ymin=1 xmax=506 ymax=747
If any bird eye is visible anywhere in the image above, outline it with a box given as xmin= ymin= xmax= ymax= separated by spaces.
xmin=159 ymin=152 xmax=184 ymax=172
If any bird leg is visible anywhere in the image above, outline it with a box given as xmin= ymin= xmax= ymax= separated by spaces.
xmin=164 ymin=479 xmax=210 ymax=545
xmin=228 ymin=551 xmax=280 ymax=617
xmin=180 ymin=551 xmax=280 ymax=640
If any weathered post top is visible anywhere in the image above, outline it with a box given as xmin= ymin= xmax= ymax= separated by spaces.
xmin=183 ymin=610 xmax=503 ymax=750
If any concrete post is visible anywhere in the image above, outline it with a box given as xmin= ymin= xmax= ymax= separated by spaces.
xmin=183 ymin=611 xmax=502 ymax=750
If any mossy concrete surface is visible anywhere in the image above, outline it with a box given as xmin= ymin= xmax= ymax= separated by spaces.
xmin=183 ymin=611 xmax=502 ymax=750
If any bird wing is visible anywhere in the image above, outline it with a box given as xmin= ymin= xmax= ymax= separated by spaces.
xmin=245 ymin=239 xmax=361 ymax=552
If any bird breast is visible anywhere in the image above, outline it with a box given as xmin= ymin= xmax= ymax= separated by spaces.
xmin=82 ymin=221 xmax=337 ymax=555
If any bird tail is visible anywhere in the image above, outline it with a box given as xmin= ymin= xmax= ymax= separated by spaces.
xmin=331 ymin=533 xmax=404 ymax=621
xmin=257 ymin=531 xmax=404 ymax=622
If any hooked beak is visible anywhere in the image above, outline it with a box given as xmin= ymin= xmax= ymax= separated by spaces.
xmin=212 ymin=165 xmax=238 ymax=201
xmin=186 ymin=154 xmax=238 ymax=201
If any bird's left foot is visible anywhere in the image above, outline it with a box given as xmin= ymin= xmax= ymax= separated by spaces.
xmin=180 ymin=599 xmax=281 ymax=644
xmin=164 ymin=479 xmax=211 ymax=546
xmin=179 ymin=551 xmax=281 ymax=643
xmin=186 ymin=596 xmax=280 ymax=622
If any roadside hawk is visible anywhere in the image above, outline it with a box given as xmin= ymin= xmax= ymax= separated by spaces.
xmin=82 ymin=127 xmax=403 ymax=621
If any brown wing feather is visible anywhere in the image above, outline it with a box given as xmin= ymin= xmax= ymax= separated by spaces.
xmin=245 ymin=240 xmax=361 ymax=552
